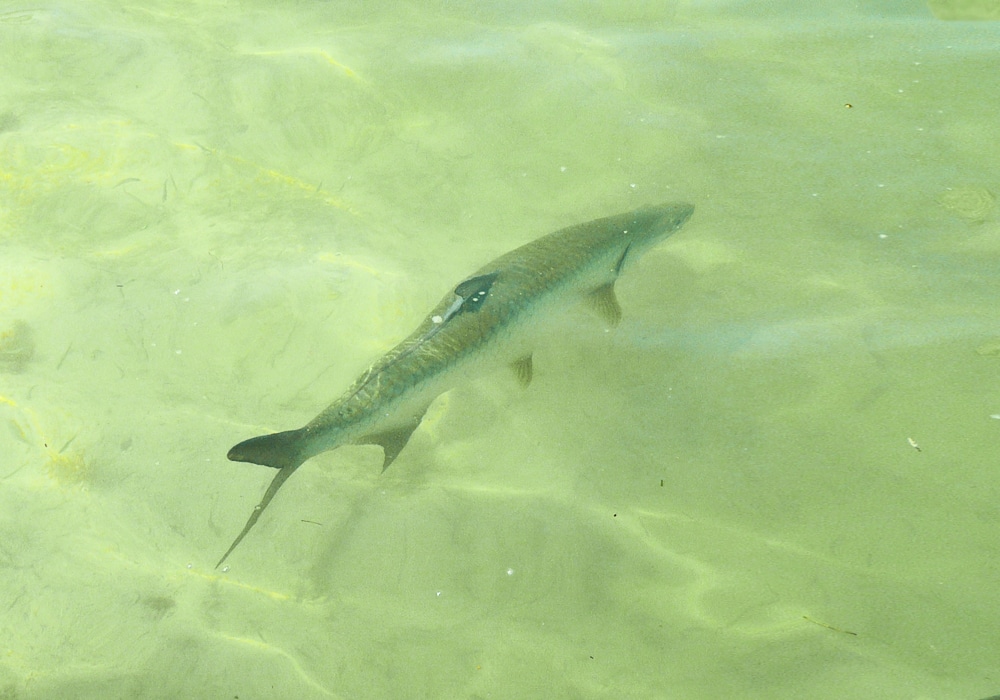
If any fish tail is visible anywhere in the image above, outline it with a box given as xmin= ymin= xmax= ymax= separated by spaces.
xmin=227 ymin=428 xmax=309 ymax=470
xmin=217 ymin=428 xmax=311 ymax=568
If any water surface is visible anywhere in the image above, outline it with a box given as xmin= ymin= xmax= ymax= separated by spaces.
xmin=1 ymin=1 xmax=998 ymax=698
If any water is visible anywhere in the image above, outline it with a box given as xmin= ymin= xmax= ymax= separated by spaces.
xmin=1 ymin=1 xmax=998 ymax=698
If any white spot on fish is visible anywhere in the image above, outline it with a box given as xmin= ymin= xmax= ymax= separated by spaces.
xmin=432 ymin=315 xmax=443 ymax=324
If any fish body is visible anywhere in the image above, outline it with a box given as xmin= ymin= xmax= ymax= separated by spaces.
xmin=218 ymin=201 xmax=694 ymax=566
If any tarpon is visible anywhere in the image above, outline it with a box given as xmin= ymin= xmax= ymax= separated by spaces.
xmin=218 ymin=201 xmax=694 ymax=566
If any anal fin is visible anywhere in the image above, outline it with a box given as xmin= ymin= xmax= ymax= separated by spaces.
xmin=588 ymin=282 xmax=622 ymax=326
xmin=360 ymin=403 xmax=432 ymax=472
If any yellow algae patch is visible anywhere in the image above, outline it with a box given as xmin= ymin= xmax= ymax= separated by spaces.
xmin=0 ymin=263 xmax=53 ymax=308
xmin=975 ymin=339 xmax=1000 ymax=357
xmin=929 ymin=0 xmax=1000 ymax=19
xmin=86 ymin=241 xmax=149 ymax=260
xmin=1 ymin=394 xmax=88 ymax=486
xmin=94 ymin=544 xmax=295 ymax=601
xmin=244 ymin=47 xmax=362 ymax=81
xmin=0 ymin=319 xmax=35 ymax=373
xmin=523 ymin=23 xmax=627 ymax=91
xmin=667 ymin=237 xmax=738 ymax=274
xmin=43 ymin=442 xmax=87 ymax=484
xmin=180 ymin=566 xmax=291 ymax=602
xmin=0 ymin=121 xmax=165 ymax=238
xmin=937 ymin=185 xmax=996 ymax=223
xmin=314 ymin=251 xmax=380 ymax=276
xmin=174 ymin=140 xmax=359 ymax=214
xmin=215 ymin=632 xmax=337 ymax=697
xmin=3 ymin=124 xmax=147 ymax=192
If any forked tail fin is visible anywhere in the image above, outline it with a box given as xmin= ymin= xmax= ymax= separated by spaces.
xmin=227 ymin=428 xmax=308 ymax=470
xmin=217 ymin=428 xmax=309 ymax=568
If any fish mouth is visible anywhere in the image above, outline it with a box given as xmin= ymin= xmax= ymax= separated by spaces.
xmin=629 ymin=202 xmax=695 ymax=241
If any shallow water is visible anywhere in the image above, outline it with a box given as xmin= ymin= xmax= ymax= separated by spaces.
xmin=1 ymin=1 xmax=999 ymax=698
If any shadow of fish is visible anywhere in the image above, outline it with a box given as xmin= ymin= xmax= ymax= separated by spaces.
xmin=218 ymin=201 xmax=694 ymax=566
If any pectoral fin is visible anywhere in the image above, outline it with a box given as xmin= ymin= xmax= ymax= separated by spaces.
xmin=588 ymin=282 xmax=622 ymax=326
xmin=587 ymin=242 xmax=629 ymax=326
xmin=510 ymin=354 xmax=533 ymax=387
xmin=359 ymin=403 xmax=432 ymax=472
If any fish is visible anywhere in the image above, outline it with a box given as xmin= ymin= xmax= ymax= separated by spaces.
xmin=217 ymin=201 xmax=694 ymax=567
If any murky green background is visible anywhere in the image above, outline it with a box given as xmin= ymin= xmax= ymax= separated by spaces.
xmin=1 ymin=1 xmax=998 ymax=698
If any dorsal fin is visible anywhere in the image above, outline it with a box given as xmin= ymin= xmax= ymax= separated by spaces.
xmin=453 ymin=272 xmax=497 ymax=315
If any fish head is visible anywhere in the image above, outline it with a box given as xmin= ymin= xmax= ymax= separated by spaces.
xmin=626 ymin=201 xmax=694 ymax=250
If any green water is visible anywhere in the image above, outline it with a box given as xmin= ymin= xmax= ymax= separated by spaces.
xmin=1 ymin=1 xmax=998 ymax=698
